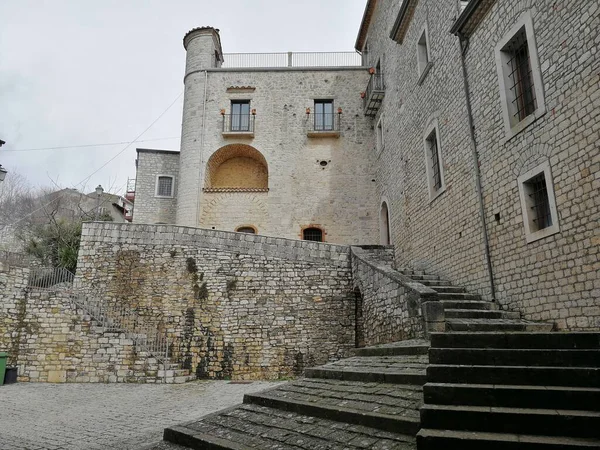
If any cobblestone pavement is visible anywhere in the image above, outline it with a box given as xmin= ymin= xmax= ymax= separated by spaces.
xmin=0 ymin=380 xmax=281 ymax=450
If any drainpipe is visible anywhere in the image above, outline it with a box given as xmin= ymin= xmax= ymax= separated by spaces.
xmin=195 ymin=70 xmax=209 ymax=226
xmin=454 ymin=12 xmax=496 ymax=301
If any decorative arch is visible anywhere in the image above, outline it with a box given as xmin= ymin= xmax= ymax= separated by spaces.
xmin=204 ymin=144 xmax=268 ymax=191
xmin=380 ymin=200 xmax=391 ymax=245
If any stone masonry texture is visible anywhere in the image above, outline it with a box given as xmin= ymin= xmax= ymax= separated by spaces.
xmin=463 ymin=0 xmax=600 ymax=330
xmin=75 ymin=222 xmax=357 ymax=380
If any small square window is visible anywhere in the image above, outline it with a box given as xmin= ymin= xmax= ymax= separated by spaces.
xmin=314 ymin=100 xmax=334 ymax=131
xmin=423 ymin=123 xmax=445 ymax=201
xmin=517 ymin=161 xmax=560 ymax=243
xmin=156 ymin=176 xmax=174 ymax=197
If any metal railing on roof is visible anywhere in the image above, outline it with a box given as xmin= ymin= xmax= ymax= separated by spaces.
xmin=222 ymin=51 xmax=363 ymax=68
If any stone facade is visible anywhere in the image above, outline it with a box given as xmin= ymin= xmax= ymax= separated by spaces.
xmin=129 ymin=1 xmax=598 ymax=331
xmin=459 ymin=0 xmax=600 ymax=330
xmin=133 ymin=149 xmax=180 ymax=224
xmin=132 ymin=26 xmax=378 ymax=244
xmin=75 ymin=222 xmax=357 ymax=380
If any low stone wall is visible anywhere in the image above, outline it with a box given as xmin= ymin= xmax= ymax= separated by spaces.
xmin=351 ymin=247 xmax=443 ymax=346
xmin=75 ymin=222 xmax=356 ymax=380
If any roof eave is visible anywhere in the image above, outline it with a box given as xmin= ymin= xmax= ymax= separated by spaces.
xmin=355 ymin=0 xmax=377 ymax=52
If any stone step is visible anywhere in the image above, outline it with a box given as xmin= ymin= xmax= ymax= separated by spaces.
xmin=423 ymin=383 xmax=600 ymax=411
xmin=428 ymin=285 xmax=466 ymax=293
xmin=445 ymin=318 xmax=553 ymax=332
xmin=243 ymin=378 xmax=422 ymax=435
xmin=427 ymin=364 xmax=600 ymax=387
xmin=430 ymin=332 xmax=600 ymax=350
xmin=428 ymin=348 xmax=600 ymax=367
xmin=352 ymin=339 xmax=430 ymax=357
xmin=437 ymin=292 xmax=481 ymax=301
xmin=164 ymin=404 xmax=417 ymax=449
xmin=441 ymin=300 xmax=498 ymax=310
xmin=305 ymin=355 xmax=428 ymax=385
xmin=417 ymin=279 xmax=454 ymax=287
xmin=419 ymin=404 xmax=600 ymax=439
xmin=444 ymin=309 xmax=519 ymax=319
xmin=417 ymin=429 xmax=600 ymax=449
xmin=405 ymin=274 xmax=442 ymax=281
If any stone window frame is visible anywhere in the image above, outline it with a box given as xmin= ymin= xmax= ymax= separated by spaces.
xmin=376 ymin=114 xmax=384 ymax=153
xmin=423 ymin=119 xmax=446 ymax=202
xmin=495 ymin=11 xmax=546 ymax=141
xmin=155 ymin=175 xmax=175 ymax=198
xmin=416 ymin=23 xmax=433 ymax=85
xmin=517 ymin=160 xmax=560 ymax=243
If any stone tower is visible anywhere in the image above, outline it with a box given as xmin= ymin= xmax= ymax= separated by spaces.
xmin=177 ymin=27 xmax=223 ymax=226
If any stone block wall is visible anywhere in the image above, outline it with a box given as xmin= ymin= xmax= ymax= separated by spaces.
xmin=133 ymin=149 xmax=180 ymax=224
xmin=75 ymin=222 xmax=356 ymax=380
xmin=351 ymin=246 xmax=441 ymax=346
xmin=361 ymin=0 xmax=491 ymax=297
xmin=0 ymin=260 xmax=162 ymax=383
xmin=464 ymin=0 xmax=600 ymax=329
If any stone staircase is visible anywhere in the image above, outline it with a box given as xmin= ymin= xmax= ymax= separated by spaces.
xmin=418 ymin=332 xmax=600 ymax=449
xmin=163 ymin=340 xmax=430 ymax=449
xmin=152 ymin=267 xmax=599 ymax=449
xmin=397 ymin=268 xmax=554 ymax=332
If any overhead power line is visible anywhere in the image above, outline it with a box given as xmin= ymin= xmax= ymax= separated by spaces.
xmin=4 ymin=91 xmax=184 ymax=228
xmin=3 ymin=136 xmax=181 ymax=152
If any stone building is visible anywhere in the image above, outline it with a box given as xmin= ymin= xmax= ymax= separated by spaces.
xmin=133 ymin=0 xmax=599 ymax=329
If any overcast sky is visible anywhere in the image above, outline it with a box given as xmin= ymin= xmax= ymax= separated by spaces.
xmin=0 ymin=0 xmax=366 ymax=195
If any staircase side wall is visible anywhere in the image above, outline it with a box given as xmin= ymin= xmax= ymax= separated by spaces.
xmin=0 ymin=263 xmax=161 ymax=383
xmin=351 ymin=247 xmax=429 ymax=345
xmin=75 ymin=222 xmax=356 ymax=380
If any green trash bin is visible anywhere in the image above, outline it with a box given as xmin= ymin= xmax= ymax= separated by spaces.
xmin=0 ymin=352 xmax=6 ymax=386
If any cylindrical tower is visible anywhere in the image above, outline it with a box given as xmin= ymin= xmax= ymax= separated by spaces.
xmin=176 ymin=27 xmax=223 ymax=226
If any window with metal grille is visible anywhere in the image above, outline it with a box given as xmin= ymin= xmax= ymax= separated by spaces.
xmin=231 ymin=100 xmax=251 ymax=131
xmin=426 ymin=129 xmax=442 ymax=192
xmin=236 ymin=226 xmax=256 ymax=234
xmin=517 ymin=161 xmax=560 ymax=243
xmin=504 ymin=28 xmax=536 ymax=122
xmin=524 ymin=173 xmax=552 ymax=231
xmin=314 ymin=100 xmax=334 ymax=131
xmin=303 ymin=227 xmax=323 ymax=242
xmin=156 ymin=176 xmax=173 ymax=197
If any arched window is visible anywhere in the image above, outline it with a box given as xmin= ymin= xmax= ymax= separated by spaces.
xmin=236 ymin=226 xmax=256 ymax=234
xmin=380 ymin=201 xmax=391 ymax=245
xmin=303 ymin=227 xmax=323 ymax=242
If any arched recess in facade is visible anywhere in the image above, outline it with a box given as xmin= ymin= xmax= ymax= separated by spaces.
xmin=380 ymin=200 xmax=391 ymax=245
xmin=204 ymin=144 xmax=268 ymax=190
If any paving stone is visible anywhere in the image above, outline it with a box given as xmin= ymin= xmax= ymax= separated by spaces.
xmin=0 ymin=380 xmax=280 ymax=450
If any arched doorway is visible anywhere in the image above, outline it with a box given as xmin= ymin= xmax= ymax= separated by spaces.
xmin=380 ymin=201 xmax=391 ymax=245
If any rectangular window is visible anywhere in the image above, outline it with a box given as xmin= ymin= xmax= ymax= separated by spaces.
xmin=424 ymin=123 xmax=445 ymax=201
xmin=427 ymin=130 xmax=442 ymax=192
xmin=230 ymin=100 xmax=250 ymax=131
xmin=518 ymin=161 xmax=559 ymax=242
xmin=495 ymin=12 xmax=545 ymax=138
xmin=417 ymin=28 xmax=430 ymax=75
xmin=376 ymin=116 xmax=384 ymax=152
xmin=156 ymin=176 xmax=174 ymax=197
xmin=504 ymin=28 xmax=536 ymax=121
xmin=314 ymin=100 xmax=334 ymax=131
